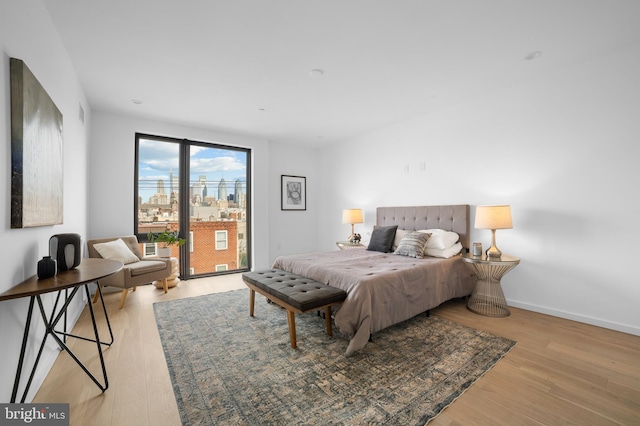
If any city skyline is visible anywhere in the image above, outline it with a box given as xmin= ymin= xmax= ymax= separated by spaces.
xmin=138 ymin=138 xmax=248 ymax=203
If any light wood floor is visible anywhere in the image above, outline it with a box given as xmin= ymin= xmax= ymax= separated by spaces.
xmin=34 ymin=273 xmax=640 ymax=425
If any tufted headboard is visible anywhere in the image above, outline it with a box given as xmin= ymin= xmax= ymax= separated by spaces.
xmin=376 ymin=205 xmax=470 ymax=250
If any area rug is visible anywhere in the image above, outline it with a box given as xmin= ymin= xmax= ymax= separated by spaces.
xmin=154 ymin=289 xmax=516 ymax=425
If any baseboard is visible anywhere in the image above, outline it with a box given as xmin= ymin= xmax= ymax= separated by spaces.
xmin=507 ymin=300 xmax=640 ymax=337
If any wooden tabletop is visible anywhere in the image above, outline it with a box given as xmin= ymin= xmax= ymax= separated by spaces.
xmin=0 ymin=258 xmax=123 ymax=302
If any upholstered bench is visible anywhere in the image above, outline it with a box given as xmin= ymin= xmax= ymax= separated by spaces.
xmin=242 ymin=269 xmax=347 ymax=348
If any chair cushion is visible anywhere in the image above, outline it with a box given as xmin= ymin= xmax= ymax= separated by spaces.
xmin=127 ymin=260 xmax=168 ymax=276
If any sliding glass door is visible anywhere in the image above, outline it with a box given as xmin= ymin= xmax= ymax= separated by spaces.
xmin=135 ymin=133 xmax=250 ymax=279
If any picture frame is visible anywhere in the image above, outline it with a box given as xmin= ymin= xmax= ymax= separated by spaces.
xmin=281 ymin=175 xmax=306 ymax=211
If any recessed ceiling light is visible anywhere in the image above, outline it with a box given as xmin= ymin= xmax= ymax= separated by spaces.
xmin=525 ymin=51 xmax=542 ymax=61
xmin=309 ymin=69 xmax=324 ymax=77
xmin=131 ymin=99 xmax=143 ymax=104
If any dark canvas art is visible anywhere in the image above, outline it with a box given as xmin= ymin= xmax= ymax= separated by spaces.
xmin=10 ymin=58 xmax=63 ymax=228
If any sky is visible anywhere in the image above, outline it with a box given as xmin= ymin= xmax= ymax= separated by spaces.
xmin=137 ymin=138 xmax=247 ymax=203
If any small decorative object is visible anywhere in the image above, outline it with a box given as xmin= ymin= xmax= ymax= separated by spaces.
xmin=49 ymin=233 xmax=82 ymax=271
xmin=474 ymin=205 xmax=513 ymax=259
xmin=473 ymin=242 xmax=482 ymax=257
xmin=148 ymin=230 xmax=186 ymax=258
xmin=281 ymin=175 xmax=306 ymax=211
xmin=37 ymin=256 xmax=57 ymax=279
xmin=349 ymin=233 xmax=362 ymax=244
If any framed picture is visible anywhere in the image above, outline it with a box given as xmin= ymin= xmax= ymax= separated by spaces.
xmin=281 ymin=175 xmax=306 ymax=211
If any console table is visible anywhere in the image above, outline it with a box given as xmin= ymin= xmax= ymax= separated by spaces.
xmin=0 ymin=258 xmax=123 ymax=403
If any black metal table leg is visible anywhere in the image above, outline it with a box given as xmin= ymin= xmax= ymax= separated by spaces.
xmin=10 ymin=281 xmax=114 ymax=403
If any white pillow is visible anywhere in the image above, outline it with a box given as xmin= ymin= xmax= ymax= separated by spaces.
xmin=391 ymin=229 xmax=407 ymax=252
xmin=424 ymin=242 xmax=463 ymax=259
xmin=93 ymin=238 xmax=140 ymax=264
xmin=419 ymin=229 xmax=459 ymax=250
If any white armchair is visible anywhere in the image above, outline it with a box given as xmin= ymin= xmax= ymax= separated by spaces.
xmin=87 ymin=235 xmax=172 ymax=309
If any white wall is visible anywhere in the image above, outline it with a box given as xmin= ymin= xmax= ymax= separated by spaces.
xmin=0 ymin=0 xmax=91 ymax=402
xmin=318 ymin=43 xmax=640 ymax=336
xmin=268 ymin=141 xmax=320 ymax=263
xmin=88 ymin=111 xmax=271 ymax=270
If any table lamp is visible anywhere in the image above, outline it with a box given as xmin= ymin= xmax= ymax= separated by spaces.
xmin=474 ymin=205 xmax=512 ymax=258
xmin=342 ymin=209 xmax=363 ymax=241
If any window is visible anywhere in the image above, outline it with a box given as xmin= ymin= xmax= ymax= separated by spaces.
xmin=215 ymin=230 xmax=228 ymax=250
xmin=135 ymin=133 xmax=250 ymax=279
xmin=215 ymin=264 xmax=228 ymax=272
xmin=144 ymin=243 xmax=157 ymax=257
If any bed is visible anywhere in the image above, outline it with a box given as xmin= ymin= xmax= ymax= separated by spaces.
xmin=272 ymin=205 xmax=477 ymax=355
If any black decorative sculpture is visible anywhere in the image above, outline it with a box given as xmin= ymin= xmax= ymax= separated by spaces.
xmin=49 ymin=233 xmax=82 ymax=271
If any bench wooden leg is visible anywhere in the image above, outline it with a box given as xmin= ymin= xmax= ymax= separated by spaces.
xmin=324 ymin=306 xmax=333 ymax=336
xmin=249 ymin=289 xmax=255 ymax=317
xmin=287 ymin=310 xmax=297 ymax=349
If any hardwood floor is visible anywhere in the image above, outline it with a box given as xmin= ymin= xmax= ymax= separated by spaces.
xmin=34 ymin=273 xmax=640 ymax=425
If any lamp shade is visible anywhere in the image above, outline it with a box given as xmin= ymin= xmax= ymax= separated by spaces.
xmin=342 ymin=209 xmax=363 ymax=224
xmin=474 ymin=205 xmax=513 ymax=229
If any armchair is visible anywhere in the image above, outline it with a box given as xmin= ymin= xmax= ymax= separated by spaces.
xmin=87 ymin=235 xmax=172 ymax=309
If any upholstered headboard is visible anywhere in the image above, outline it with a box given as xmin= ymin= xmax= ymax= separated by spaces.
xmin=376 ymin=205 xmax=470 ymax=250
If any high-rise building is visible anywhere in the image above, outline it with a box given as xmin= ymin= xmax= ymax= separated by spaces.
xmin=169 ymin=168 xmax=178 ymax=196
xmin=234 ymin=179 xmax=242 ymax=203
xmin=218 ymin=178 xmax=227 ymax=202
xmin=192 ymin=175 xmax=208 ymax=203
xmin=234 ymin=179 xmax=245 ymax=208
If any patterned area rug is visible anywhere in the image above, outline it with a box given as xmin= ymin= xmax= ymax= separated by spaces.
xmin=154 ymin=289 xmax=515 ymax=425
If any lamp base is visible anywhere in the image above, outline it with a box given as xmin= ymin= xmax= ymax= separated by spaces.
xmin=486 ymin=228 xmax=502 ymax=258
xmin=486 ymin=245 xmax=502 ymax=258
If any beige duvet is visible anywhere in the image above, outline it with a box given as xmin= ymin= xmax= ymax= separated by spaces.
xmin=272 ymin=248 xmax=476 ymax=356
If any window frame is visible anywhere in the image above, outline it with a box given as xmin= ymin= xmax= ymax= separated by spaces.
xmin=215 ymin=230 xmax=228 ymax=250
xmin=134 ymin=133 xmax=251 ymax=279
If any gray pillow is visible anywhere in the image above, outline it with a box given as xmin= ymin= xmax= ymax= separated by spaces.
xmin=367 ymin=225 xmax=398 ymax=253
xmin=394 ymin=232 xmax=431 ymax=259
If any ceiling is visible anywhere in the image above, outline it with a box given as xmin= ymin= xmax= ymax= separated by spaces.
xmin=42 ymin=0 xmax=640 ymax=147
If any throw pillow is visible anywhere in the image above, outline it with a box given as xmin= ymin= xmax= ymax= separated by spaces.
xmin=367 ymin=225 xmax=398 ymax=253
xmin=93 ymin=238 xmax=140 ymax=264
xmin=394 ymin=232 xmax=431 ymax=259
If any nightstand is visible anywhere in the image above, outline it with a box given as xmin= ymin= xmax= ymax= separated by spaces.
xmin=461 ymin=253 xmax=520 ymax=317
xmin=336 ymin=241 xmax=364 ymax=250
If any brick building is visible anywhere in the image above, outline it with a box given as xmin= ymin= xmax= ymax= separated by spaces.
xmin=140 ymin=220 xmax=243 ymax=276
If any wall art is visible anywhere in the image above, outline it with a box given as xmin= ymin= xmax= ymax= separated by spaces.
xmin=281 ymin=175 xmax=306 ymax=211
xmin=10 ymin=58 xmax=63 ymax=228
